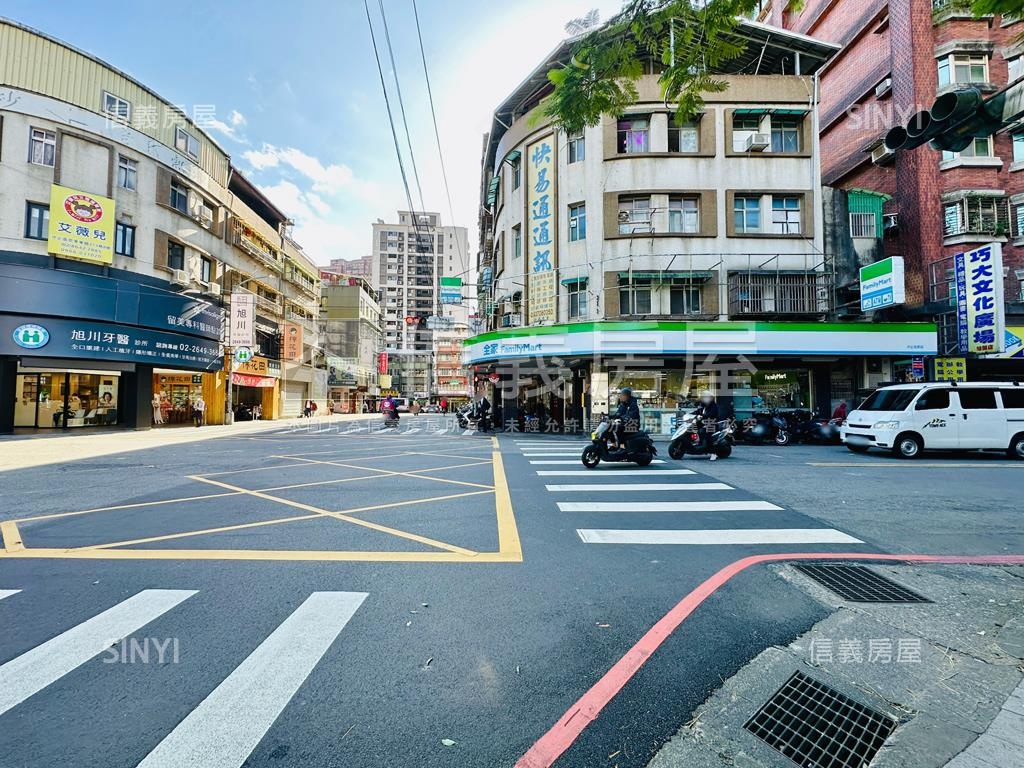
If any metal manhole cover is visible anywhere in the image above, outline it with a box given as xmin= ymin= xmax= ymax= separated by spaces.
xmin=744 ymin=671 xmax=898 ymax=768
xmin=794 ymin=564 xmax=931 ymax=603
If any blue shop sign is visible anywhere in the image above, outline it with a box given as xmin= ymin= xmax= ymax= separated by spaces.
xmin=0 ymin=316 xmax=222 ymax=371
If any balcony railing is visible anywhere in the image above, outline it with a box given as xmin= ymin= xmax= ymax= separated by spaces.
xmin=232 ymin=220 xmax=282 ymax=270
xmin=727 ymin=272 xmax=832 ymax=316
xmin=254 ymin=293 xmax=282 ymax=314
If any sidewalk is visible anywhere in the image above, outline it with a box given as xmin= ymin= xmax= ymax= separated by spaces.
xmin=648 ymin=564 xmax=1024 ymax=768
xmin=0 ymin=413 xmax=368 ymax=472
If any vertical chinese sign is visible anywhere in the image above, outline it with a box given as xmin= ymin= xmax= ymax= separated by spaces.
xmin=526 ymin=137 xmax=557 ymax=325
xmin=229 ymin=293 xmax=255 ymax=347
xmin=954 ymin=242 xmax=1004 ymax=355
xmin=283 ymin=323 xmax=303 ymax=361
xmin=47 ymin=184 xmax=116 ymax=264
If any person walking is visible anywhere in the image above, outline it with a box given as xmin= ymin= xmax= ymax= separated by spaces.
xmin=152 ymin=394 xmax=164 ymax=425
xmin=192 ymin=395 xmax=206 ymax=427
xmin=440 ymin=397 xmax=448 ymax=414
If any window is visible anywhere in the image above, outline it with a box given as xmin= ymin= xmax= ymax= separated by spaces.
xmin=167 ymin=241 xmax=185 ymax=271
xmin=914 ymin=389 xmax=950 ymax=410
xmin=512 ymin=225 xmax=522 ymax=259
xmin=174 ymin=127 xmax=199 ymax=159
xmin=771 ymin=196 xmax=802 ymax=234
xmin=937 ymin=53 xmax=989 ymax=87
xmin=200 ymin=256 xmax=213 ymax=283
xmin=1014 ymin=202 xmax=1024 ymax=238
xmin=770 ymin=117 xmax=801 ymax=153
xmin=857 ymin=389 xmax=918 ymax=411
xmin=568 ymin=203 xmax=587 ymax=241
xmin=1013 ymin=133 xmax=1024 ymax=163
xmin=24 ymin=202 xmax=49 ymax=240
xmin=170 ymin=179 xmax=189 ymax=214
xmin=1001 ymin=389 xmax=1024 ymax=409
xmin=512 ymin=161 xmax=521 ymax=190
xmin=617 ymin=116 xmax=649 ymax=154
xmin=732 ymin=113 xmax=762 ymax=151
xmin=619 ymin=278 xmax=652 ymax=315
xmin=942 ymin=136 xmax=993 ymax=162
xmin=102 ymin=92 xmax=131 ymax=123
xmin=670 ymin=284 xmax=702 ymax=315
xmin=943 ymin=196 xmax=1009 ymax=237
xmin=29 ymin=128 xmax=56 ymax=167
xmin=567 ymin=280 xmax=588 ymax=319
xmin=668 ymin=196 xmax=699 ymax=233
xmin=618 ymin=196 xmax=652 ymax=234
xmin=668 ymin=119 xmax=698 ymax=153
xmin=117 ymin=156 xmax=138 ymax=190
xmin=1009 ymin=55 xmax=1024 ymax=83
xmin=733 ymin=195 xmax=761 ymax=233
xmin=957 ymin=388 xmax=998 ymax=409
xmin=850 ymin=212 xmax=877 ymax=238
xmin=568 ymin=130 xmax=585 ymax=163
xmin=114 ymin=223 xmax=135 ymax=257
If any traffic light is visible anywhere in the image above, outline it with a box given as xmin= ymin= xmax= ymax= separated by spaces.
xmin=884 ymin=82 xmax=1023 ymax=154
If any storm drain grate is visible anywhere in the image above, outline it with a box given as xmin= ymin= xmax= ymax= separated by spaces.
xmin=793 ymin=564 xmax=931 ymax=603
xmin=744 ymin=671 xmax=898 ymax=768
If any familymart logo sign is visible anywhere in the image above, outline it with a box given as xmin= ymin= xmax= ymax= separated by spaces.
xmin=860 ymin=257 xmax=906 ymax=312
xmin=12 ymin=323 xmax=50 ymax=350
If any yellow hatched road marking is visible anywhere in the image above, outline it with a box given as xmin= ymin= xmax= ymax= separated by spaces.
xmin=1 ymin=521 xmax=24 ymax=552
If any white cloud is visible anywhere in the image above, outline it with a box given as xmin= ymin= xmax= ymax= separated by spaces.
xmin=306 ymin=192 xmax=332 ymax=217
xmin=205 ymin=117 xmax=249 ymax=144
xmin=257 ymin=180 xmax=363 ymax=264
xmin=241 ymin=143 xmax=357 ymax=195
xmin=229 ymin=109 xmax=247 ymax=127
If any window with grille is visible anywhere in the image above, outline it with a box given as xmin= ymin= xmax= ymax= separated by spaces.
xmin=850 ymin=212 xmax=877 ymax=238
xmin=943 ymin=196 xmax=1009 ymax=237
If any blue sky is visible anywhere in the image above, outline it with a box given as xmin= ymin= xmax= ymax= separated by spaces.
xmin=3 ymin=0 xmax=622 ymax=266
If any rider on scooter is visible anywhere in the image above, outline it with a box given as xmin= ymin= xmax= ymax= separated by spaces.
xmin=693 ymin=390 xmax=721 ymax=460
xmin=609 ymin=387 xmax=641 ymax=449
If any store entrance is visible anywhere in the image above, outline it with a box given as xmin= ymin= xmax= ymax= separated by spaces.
xmin=14 ymin=370 xmax=120 ymax=429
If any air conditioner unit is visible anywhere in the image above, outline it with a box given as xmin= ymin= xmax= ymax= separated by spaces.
xmin=198 ymin=204 xmax=214 ymax=228
xmin=744 ymin=133 xmax=770 ymax=152
xmin=206 ymin=282 xmax=221 ymax=297
xmin=874 ymin=77 xmax=893 ymax=98
xmin=871 ymin=144 xmax=896 ymax=165
xmin=170 ymin=269 xmax=190 ymax=287
xmin=883 ymin=213 xmax=899 ymax=230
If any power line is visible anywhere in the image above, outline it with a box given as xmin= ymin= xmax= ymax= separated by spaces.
xmin=411 ymin=0 xmax=469 ymax=277
xmin=363 ymin=0 xmax=416 ymax=218
xmin=377 ymin=0 xmax=426 ymax=217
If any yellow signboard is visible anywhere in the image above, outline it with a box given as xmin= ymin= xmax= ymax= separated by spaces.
xmin=933 ymin=357 xmax=967 ymax=382
xmin=47 ymin=184 xmax=116 ymax=264
xmin=526 ymin=136 xmax=557 ymax=325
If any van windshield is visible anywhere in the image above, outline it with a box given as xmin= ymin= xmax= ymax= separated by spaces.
xmin=857 ymin=389 xmax=918 ymax=412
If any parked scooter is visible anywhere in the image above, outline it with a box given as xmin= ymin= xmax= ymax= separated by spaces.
xmin=734 ymin=409 xmax=791 ymax=446
xmin=668 ymin=413 xmax=736 ymax=460
xmin=581 ymin=416 xmax=658 ymax=468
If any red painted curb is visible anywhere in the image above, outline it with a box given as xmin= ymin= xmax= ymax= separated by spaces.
xmin=515 ymin=552 xmax=1024 ymax=768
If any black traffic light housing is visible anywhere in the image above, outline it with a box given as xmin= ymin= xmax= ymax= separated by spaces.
xmin=884 ymin=86 xmax=1013 ymax=153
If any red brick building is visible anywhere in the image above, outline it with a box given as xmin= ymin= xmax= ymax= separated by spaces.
xmin=765 ymin=0 xmax=1024 ymax=374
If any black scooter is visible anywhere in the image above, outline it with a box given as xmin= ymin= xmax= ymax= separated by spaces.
xmin=735 ymin=409 xmax=790 ymax=446
xmin=668 ymin=413 xmax=736 ymax=459
xmin=581 ymin=417 xmax=657 ymax=468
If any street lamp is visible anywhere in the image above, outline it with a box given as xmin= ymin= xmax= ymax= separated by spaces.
xmin=225 ymin=273 xmax=277 ymax=425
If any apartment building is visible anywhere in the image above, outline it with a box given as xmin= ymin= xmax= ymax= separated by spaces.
xmin=320 ymin=273 xmax=382 ymax=412
xmin=765 ymin=0 xmax=1024 ymax=377
xmin=472 ymin=19 xmax=938 ymax=431
xmin=0 ymin=18 xmax=320 ymax=430
xmin=325 ymin=255 xmax=373 ymax=280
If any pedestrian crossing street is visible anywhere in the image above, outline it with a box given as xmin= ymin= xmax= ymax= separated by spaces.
xmin=511 ymin=438 xmax=864 ymax=548
xmin=0 ymin=587 xmax=367 ymax=768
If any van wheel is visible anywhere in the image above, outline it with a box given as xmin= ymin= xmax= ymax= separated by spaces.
xmin=893 ymin=433 xmax=923 ymax=459
xmin=1009 ymin=433 xmax=1024 ymax=461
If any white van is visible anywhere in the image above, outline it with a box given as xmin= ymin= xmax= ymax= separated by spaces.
xmin=841 ymin=382 xmax=1024 ymax=459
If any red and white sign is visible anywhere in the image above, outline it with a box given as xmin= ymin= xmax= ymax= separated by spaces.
xmin=377 ymin=351 xmax=389 ymax=375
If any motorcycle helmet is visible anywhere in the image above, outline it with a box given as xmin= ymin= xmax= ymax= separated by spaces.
xmin=620 ymin=387 xmax=633 ymax=397
xmin=700 ymin=389 xmax=714 ymax=404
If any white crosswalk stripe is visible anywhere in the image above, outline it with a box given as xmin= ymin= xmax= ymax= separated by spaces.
xmin=509 ymin=437 xmax=861 ymax=550
xmin=0 ymin=589 xmax=197 ymax=717
xmin=0 ymin=589 xmax=21 ymax=601
xmin=577 ymin=529 xmax=864 ymax=545
xmin=136 ymin=591 xmax=367 ymax=768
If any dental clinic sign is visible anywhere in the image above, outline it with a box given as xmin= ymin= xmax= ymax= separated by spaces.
xmin=954 ymin=242 xmax=1005 ymax=355
xmin=859 ymin=257 xmax=905 ymax=312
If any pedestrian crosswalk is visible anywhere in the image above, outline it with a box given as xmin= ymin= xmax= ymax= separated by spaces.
xmin=510 ymin=438 xmax=863 ymax=549
xmin=0 ymin=588 xmax=368 ymax=767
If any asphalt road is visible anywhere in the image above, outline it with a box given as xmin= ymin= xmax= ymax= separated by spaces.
xmin=0 ymin=425 xmax=1020 ymax=768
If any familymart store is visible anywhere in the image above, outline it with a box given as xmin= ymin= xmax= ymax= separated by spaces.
xmin=463 ymin=321 xmax=938 ymax=433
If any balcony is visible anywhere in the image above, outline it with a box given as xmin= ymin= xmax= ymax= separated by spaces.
xmin=728 ymin=272 xmax=832 ymax=316
xmin=254 ymin=293 xmax=282 ymax=315
xmin=231 ymin=220 xmax=283 ymax=271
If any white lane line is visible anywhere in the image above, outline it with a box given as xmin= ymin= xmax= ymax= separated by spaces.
xmin=136 ymin=591 xmax=367 ymax=768
xmin=546 ymin=483 xmax=732 ymax=492
xmin=529 ymin=459 xmax=666 ymax=465
xmin=0 ymin=589 xmax=21 ymax=601
xmin=536 ymin=469 xmax=697 ymax=476
xmin=519 ymin=452 xmax=586 ymax=457
xmin=558 ymin=500 xmax=783 ymax=512
xmin=0 ymin=589 xmax=196 ymax=717
xmin=576 ymin=529 xmax=864 ymax=545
